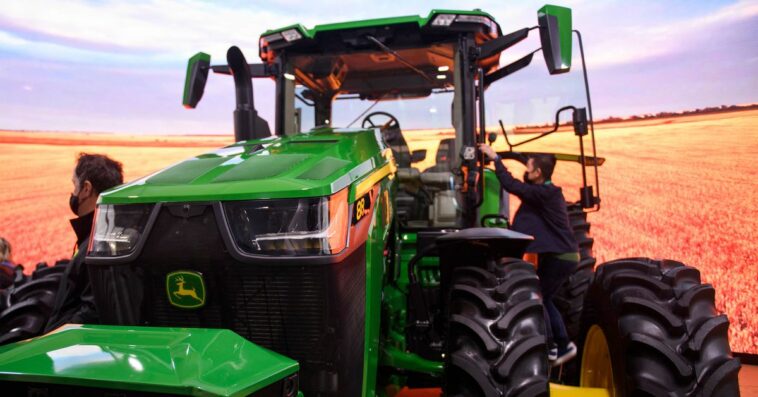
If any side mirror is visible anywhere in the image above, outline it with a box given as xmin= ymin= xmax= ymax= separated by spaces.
xmin=182 ymin=52 xmax=211 ymax=109
xmin=538 ymin=5 xmax=572 ymax=75
xmin=411 ymin=149 xmax=427 ymax=163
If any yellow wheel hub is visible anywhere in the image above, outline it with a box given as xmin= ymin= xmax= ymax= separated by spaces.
xmin=580 ymin=325 xmax=616 ymax=396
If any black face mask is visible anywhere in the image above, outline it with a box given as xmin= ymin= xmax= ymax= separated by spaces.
xmin=523 ymin=171 xmax=533 ymax=184
xmin=69 ymin=193 xmax=80 ymax=216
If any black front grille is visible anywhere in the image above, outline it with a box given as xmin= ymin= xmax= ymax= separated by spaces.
xmin=146 ymin=262 xmax=334 ymax=366
xmin=89 ymin=204 xmax=365 ymax=396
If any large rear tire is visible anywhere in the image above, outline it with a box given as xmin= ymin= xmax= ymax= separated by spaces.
xmin=578 ymin=258 xmax=741 ymax=396
xmin=0 ymin=260 xmax=69 ymax=345
xmin=554 ymin=202 xmax=595 ymax=343
xmin=445 ymin=259 xmax=549 ymax=397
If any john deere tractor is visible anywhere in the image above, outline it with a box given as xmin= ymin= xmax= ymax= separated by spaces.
xmin=0 ymin=5 xmax=741 ymax=397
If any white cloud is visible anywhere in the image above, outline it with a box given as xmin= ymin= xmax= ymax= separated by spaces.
xmin=0 ymin=0 xmax=286 ymax=62
xmin=578 ymin=0 xmax=758 ymax=68
xmin=3 ymin=0 xmax=756 ymax=71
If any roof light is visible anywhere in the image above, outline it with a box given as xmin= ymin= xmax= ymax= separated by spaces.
xmin=262 ymin=32 xmax=283 ymax=43
xmin=281 ymin=28 xmax=302 ymax=42
xmin=454 ymin=14 xmax=497 ymax=33
xmin=431 ymin=14 xmax=456 ymax=27
xmin=436 ymin=74 xmax=447 ymax=80
xmin=438 ymin=65 xmax=450 ymax=72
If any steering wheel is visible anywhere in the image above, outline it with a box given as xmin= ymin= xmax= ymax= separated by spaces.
xmin=361 ymin=111 xmax=400 ymax=131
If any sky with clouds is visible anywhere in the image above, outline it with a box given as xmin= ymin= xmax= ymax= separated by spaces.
xmin=0 ymin=0 xmax=756 ymax=134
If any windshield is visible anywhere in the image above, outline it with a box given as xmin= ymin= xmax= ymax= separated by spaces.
xmin=296 ymin=88 xmax=454 ymax=173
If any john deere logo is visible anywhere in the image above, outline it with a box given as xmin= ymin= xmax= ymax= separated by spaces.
xmin=166 ymin=271 xmax=206 ymax=309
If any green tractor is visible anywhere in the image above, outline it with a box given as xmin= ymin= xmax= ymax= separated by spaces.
xmin=0 ymin=5 xmax=741 ymax=397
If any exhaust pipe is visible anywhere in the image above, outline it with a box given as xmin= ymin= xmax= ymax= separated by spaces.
xmin=227 ymin=46 xmax=270 ymax=141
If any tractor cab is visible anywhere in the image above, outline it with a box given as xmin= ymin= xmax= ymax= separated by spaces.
xmin=185 ymin=7 xmax=600 ymax=232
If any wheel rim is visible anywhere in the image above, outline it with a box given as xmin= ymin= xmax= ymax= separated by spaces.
xmin=580 ymin=325 xmax=616 ymax=396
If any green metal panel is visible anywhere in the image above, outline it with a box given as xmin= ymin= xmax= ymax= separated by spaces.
xmin=99 ymin=128 xmax=386 ymax=205
xmin=479 ymin=168 xmax=506 ymax=227
xmin=0 ymin=325 xmax=298 ymax=396
xmin=211 ymin=154 xmax=310 ymax=182
xmin=297 ymin=157 xmax=352 ymax=180
xmin=146 ymin=156 xmax=229 ymax=185
xmin=380 ymin=230 xmax=444 ymax=382
xmin=538 ymin=4 xmax=573 ymax=71
xmin=361 ymin=176 xmax=394 ymax=395
xmin=261 ymin=9 xmax=501 ymax=39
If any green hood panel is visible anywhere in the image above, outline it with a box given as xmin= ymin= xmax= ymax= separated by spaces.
xmin=0 ymin=325 xmax=298 ymax=396
xmin=101 ymin=128 xmax=386 ymax=204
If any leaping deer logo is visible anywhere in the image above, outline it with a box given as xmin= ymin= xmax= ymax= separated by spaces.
xmin=173 ymin=275 xmax=201 ymax=302
xmin=167 ymin=271 xmax=205 ymax=308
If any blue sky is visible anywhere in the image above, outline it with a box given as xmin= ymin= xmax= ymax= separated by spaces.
xmin=0 ymin=0 xmax=756 ymax=134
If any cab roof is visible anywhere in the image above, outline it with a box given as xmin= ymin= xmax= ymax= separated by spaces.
xmin=258 ymin=10 xmax=503 ymax=98
xmin=260 ymin=9 xmax=501 ymax=41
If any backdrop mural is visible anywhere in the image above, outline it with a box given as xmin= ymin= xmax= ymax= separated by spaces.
xmin=0 ymin=0 xmax=756 ymax=357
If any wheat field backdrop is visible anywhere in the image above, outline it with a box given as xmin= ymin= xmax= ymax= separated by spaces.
xmin=1 ymin=109 xmax=756 ymax=354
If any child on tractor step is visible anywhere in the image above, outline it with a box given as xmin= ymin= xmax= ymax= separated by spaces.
xmin=478 ymin=144 xmax=579 ymax=366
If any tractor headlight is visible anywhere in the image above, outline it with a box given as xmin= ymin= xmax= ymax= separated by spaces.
xmin=224 ymin=189 xmax=349 ymax=256
xmin=88 ymin=204 xmax=153 ymax=257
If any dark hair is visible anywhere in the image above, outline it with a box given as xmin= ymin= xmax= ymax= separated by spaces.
xmin=0 ymin=237 xmax=10 ymax=262
xmin=74 ymin=153 xmax=124 ymax=193
xmin=530 ymin=154 xmax=556 ymax=180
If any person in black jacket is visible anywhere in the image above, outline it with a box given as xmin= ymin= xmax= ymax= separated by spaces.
xmin=479 ymin=144 xmax=579 ymax=366
xmin=44 ymin=153 xmax=123 ymax=333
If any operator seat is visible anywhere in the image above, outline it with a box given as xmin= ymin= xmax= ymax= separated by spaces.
xmin=422 ymin=138 xmax=459 ymax=227
xmin=382 ymin=125 xmax=428 ymax=227
xmin=426 ymin=138 xmax=456 ymax=172
xmin=382 ymin=126 xmax=412 ymax=168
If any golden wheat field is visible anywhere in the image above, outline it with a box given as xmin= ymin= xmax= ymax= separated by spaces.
xmin=0 ymin=109 xmax=756 ymax=354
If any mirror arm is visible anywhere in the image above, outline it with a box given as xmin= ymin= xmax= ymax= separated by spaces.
xmin=507 ymin=105 xmax=575 ymax=149
xmin=476 ymin=27 xmax=530 ymax=60
xmin=574 ymin=29 xmax=601 ymax=211
xmin=484 ymin=49 xmax=538 ymax=87
xmin=211 ymin=63 xmax=279 ymax=78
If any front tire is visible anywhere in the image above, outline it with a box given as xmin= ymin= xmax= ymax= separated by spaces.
xmin=578 ymin=258 xmax=741 ymax=396
xmin=445 ymin=259 xmax=549 ymax=397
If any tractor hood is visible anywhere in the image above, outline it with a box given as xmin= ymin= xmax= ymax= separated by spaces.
xmin=100 ymin=127 xmax=389 ymax=205
xmin=0 ymin=324 xmax=299 ymax=396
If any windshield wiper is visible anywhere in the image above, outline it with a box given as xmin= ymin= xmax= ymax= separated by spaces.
xmin=365 ymin=35 xmax=436 ymax=84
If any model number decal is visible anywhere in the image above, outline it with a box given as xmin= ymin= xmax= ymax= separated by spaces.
xmin=353 ymin=193 xmax=371 ymax=224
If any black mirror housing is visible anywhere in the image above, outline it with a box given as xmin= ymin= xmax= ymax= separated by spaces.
xmin=538 ymin=5 xmax=572 ymax=75
xmin=182 ymin=52 xmax=211 ymax=109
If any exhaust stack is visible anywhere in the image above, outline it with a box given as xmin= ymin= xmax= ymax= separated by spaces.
xmin=227 ymin=46 xmax=271 ymax=142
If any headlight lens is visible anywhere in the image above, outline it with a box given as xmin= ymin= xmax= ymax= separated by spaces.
xmin=224 ymin=189 xmax=349 ymax=256
xmin=88 ymin=204 xmax=153 ymax=257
